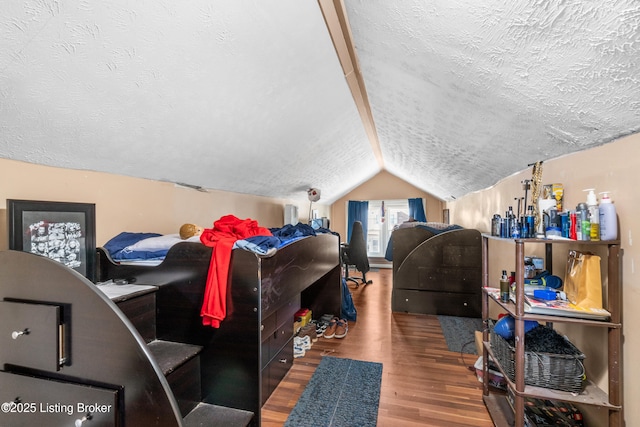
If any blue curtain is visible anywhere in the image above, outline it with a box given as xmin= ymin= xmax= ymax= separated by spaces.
xmin=408 ymin=198 xmax=427 ymax=222
xmin=347 ymin=201 xmax=369 ymax=242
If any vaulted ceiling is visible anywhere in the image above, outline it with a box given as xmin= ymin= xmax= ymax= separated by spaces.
xmin=2 ymin=1 xmax=639 ymax=204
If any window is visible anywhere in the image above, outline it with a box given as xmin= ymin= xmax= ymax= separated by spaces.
xmin=365 ymin=200 xmax=409 ymax=257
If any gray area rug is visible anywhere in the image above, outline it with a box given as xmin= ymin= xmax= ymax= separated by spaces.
xmin=284 ymin=356 xmax=382 ymax=427
xmin=437 ymin=315 xmax=483 ymax=354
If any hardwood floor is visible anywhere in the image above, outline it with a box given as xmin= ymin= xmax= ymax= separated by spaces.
xmin=261 ymin=269 xmax=495 ymax=426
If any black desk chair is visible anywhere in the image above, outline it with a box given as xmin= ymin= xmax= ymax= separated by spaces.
xmin=341 ymin=221 xmax=372 ymax=287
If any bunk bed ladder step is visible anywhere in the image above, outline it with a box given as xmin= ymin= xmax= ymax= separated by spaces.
xmin=183 ymin=402 xmax=254 ymax=427
xmin=147 ymin=339 xmax=203 ymax=417
xmin=114 ymin=286 xmax=255 ymax=425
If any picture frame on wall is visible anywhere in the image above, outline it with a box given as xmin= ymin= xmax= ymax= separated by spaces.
xmin=7 ymin=199 xmax=96 ymax=282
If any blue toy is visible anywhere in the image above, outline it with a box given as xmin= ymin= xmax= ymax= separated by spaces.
xmin=493 ymin=315 xmax=538 ymax=340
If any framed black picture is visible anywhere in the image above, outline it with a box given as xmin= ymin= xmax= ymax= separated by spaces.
xmin=7 ymin=199 xmax=96 ymax=282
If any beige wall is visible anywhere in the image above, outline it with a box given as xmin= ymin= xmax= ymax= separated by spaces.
xmin=329 ymin=170 xmax=445 ymax=239
xmin=448 ymin=132 xmax=639 ymax=425
xmin=0 ymin=159 xmax=329 ymax=248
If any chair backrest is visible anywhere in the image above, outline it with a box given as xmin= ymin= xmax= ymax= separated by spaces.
xmin=347 ymin=221 xmax=370 ymax=273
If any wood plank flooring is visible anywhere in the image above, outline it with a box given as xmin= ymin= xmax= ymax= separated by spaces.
xmin=261 ymin=269 xmax=495 ymax=426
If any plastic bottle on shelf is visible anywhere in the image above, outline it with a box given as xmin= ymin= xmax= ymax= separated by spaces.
xmin=500 ymin=270 xmax=510 ymax=302
xmin=576 ymin=203 xmax=588 ymax=240
xmin=525 ymin=205 xmax=535 ymax=238
xmin=569 ymin=210 xmax=577 ymax=240
xmin=599 ymin=191 xmax=618 ymax=240
xmin=585 ymin=189 xmax=600 ymax=241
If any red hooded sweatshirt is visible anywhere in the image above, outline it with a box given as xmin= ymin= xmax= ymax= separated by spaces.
xmin=199 ymin=215 xmax=273 ymax=327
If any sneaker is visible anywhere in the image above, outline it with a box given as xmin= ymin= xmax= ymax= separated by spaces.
xmin=299 ymin=324 xmax=318 ymax=342
xmin=311 ymin=319 xmax=328 ymax=336
xmin=323 ymin=317 xmax=339 ymax=339
xmin=335 ymin=319 xmax=348 ymax=339
xmin=320 ymin=314 xmax=335 ymax=323
xmin=293 ymin=343 xmax=306 ymax=358
xmin=294 ymin=335 xmax=311 ymax=350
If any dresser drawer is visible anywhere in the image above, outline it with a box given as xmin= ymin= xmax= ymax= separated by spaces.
xmin=261 ymin=338 xmax=293 ymax=405
xmin=0 ymin=371 xmax=119 ymax=426
xmin=276 ymin=295 xmax=300 ymax=327
xmin=0 ymin=300 xmax=62 ymax=371
xmin=261 ymin=323 xmax=293 ymax=369
xmin=262 ymin=294 xmax=300 ymax=339
xmin=260 ymin=311 xmax=277 ymax=341
xmin=261 ymin=294 xmax=300 ymax=368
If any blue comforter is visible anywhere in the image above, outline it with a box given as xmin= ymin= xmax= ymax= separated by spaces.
xmin=103 ymin=223 xmax=337 ymax=262
xmin=385 ymin=223 xmax=463 ymax=261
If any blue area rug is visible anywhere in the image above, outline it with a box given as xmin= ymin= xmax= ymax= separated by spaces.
xmin=284 ymin=356 xmax=382 ymax=427
xmin=437 ymin=315 xmax=483 ymax=354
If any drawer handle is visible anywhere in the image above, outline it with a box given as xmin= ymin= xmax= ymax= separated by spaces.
xmin=75 ymin=413 xmax=93 ymax=426
xmin=11 ymin=328 xmax=30 ymax=340
xmin=279 ymin=358 xmax=288 ymax=364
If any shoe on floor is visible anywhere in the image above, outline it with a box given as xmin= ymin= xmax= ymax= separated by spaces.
xmin=335 ymin=319 xmax=348 ymax=339
xmin=294 ymin=335 xmax=311 ymax=350
xmin=320 ymin=314 xmax=335 ymax=323
xmin=311 ymin=319 xmax=328 ymax=336
xmin=323 ymin=317 xmax=339 ymax=339
xmin=299 ymin=324 xmax=318 ymax=342
xmin=293 ymin=343 xmax=306 ymax=358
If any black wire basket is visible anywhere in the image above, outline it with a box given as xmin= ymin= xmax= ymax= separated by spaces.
xmin=490 ymin=323 xmax=586 ymax=393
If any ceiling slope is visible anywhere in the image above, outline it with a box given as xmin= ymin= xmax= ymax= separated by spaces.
xmin=344 ymin=0 xmax=640 ymax=200
xmin=0 ymin=0 xmax=379 ymax=204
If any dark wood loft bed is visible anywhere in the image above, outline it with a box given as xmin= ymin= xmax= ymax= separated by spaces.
xmin=0 ymin=233 xmax=341 ymax=426
xmin=391 ymin=226 xmax=482 ymax=317
xmin=97 ymin=233 xmax=342 ymax=426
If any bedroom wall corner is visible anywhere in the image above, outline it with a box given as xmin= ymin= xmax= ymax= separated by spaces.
xmin=329 ymin=170 xmax=445 ymax=239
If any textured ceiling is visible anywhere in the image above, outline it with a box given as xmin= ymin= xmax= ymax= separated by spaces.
xmin=1 ymin=1 xmax=639 ymax=204
xmin=345 ymin=0 xmax=640 ymax=199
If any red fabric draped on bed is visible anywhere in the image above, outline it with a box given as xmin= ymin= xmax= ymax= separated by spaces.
xmin=199 ymin=215 xmax=273 ymax=327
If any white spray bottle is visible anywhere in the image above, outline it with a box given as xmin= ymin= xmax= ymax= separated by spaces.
xmin=599 ymin=191 xmax=617 ymax=241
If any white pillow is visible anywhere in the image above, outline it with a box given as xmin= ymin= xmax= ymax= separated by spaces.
xmin=126 ymin=233 xmax=200 ymax=252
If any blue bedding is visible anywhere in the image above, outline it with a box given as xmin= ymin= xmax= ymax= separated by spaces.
xmin=103 ymin=232 xmax=167 ymax=261
xmin=385 ymin=223 xmax=463 ymax=261
xmin=103 ymin=223 xmax=337 ymax=262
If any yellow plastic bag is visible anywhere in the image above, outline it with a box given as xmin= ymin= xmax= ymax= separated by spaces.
xmin=564 ymin=250 xmax=603 ymax=309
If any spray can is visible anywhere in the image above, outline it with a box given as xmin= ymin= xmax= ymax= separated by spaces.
xmin=501 ymin=208 xmax=512 ymax=238
xmin=491 ymin=214 xmax=501 ymax=236
xmin=500 ymin=270 xmax=510 ymax=302
xmin=506 ymin=206 xmax=514 ymax=238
